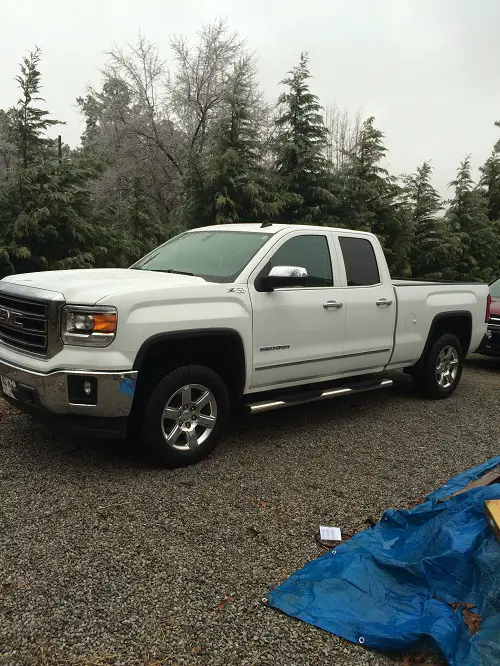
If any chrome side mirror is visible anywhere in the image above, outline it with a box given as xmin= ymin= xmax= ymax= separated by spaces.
xmin=258 ymin=265 xmax=308 ymax=292
xmin=269 ymin=266 xmax=308 ymax=279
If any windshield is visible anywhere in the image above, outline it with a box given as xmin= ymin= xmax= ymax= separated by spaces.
xmin=131 ymin=230 xmax=272 ymax=283
xmin=491 ymin=277 xmax=500 ymax=298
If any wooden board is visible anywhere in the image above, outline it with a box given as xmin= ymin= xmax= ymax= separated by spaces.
xmin=485 ymin=500 xmax=500 ymax=542
xmin=449 ymin=466 xmax=500 ymax=498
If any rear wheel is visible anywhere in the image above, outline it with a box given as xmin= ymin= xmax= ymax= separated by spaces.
xmin=140 ymin=365 xmax=230 ymax=467
xmin=411 ymin=333 xmax=463 ymax=399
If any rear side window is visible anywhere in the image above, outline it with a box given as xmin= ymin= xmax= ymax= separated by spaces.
xmin=339 ymin=237 xmax=380 ymax=286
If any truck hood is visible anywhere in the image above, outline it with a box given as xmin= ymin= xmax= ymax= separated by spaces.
xmin=2 ymin=268 xmax=208 ymax=304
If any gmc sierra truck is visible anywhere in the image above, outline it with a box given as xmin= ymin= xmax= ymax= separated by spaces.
xmin=0 ymin=223 xmax=490 ymax=467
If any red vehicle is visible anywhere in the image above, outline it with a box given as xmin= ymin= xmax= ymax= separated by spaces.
xmin=478 ymin=277 xmax=500 ymax=356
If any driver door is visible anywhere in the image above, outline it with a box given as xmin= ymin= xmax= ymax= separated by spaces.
xmin=248 ymin=231 xmax=345 ymax=390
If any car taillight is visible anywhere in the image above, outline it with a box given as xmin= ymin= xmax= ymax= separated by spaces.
xmin=486 ymin=293 xmax=492 ymax=323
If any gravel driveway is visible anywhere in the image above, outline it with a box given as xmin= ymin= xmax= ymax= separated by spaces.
xmin=1 ymin=357 xmax=499 ymax=666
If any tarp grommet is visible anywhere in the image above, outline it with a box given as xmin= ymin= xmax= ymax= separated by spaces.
xmin=359 ymin=637 xmax=365 ymax=645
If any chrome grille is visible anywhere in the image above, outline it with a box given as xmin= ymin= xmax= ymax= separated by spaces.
xmin=0 ymin=283 xmax=64 ymax=357
xmin=0 ymin=293 xmax=48 ymax=354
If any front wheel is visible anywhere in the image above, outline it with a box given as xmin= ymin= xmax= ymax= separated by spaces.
xmin=411 ymin=333 xmax=463 ymax=399
xmin=140 ymin=365 xmax=230 ymax=467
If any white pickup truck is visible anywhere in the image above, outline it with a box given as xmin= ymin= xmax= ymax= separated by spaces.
xmin=0 ymin=223 xmax=489 ymax=467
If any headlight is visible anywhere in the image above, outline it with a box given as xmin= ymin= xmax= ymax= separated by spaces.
xmin=62 ymin=306 xmax=117 ymax=347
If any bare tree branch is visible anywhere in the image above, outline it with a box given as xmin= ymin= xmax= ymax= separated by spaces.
xmin=324 ymin=103 xmax=363 ymax=172
xmin=168 ymin=18 xmax=247 ymax=153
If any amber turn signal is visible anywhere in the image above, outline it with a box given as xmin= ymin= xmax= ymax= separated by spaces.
xmin=92 ymin=313 xmax=117 ymax=333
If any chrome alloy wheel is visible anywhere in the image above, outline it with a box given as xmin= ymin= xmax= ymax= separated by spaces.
xmin=161 ymin=384 xmax=218 ymax=451
xmin=435 ymin=345 xmax=459 ymax=389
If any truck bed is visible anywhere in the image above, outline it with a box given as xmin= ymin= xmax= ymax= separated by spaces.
xmin=389 ymin=279 xmax=489 ymax=367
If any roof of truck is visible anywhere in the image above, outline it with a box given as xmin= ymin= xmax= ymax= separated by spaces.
xmin=193 ymin=223 xmax=374 ymax=236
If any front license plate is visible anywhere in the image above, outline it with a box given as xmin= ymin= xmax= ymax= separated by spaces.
xmin=1 ymin=376 xmax=17 ymax=400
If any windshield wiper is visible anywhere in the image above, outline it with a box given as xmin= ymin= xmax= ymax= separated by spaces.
xmin=155 ymin=269 xmax=195 ymax=276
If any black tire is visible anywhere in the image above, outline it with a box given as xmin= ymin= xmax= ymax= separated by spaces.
xmin=411 ymin=333 xmax=463 ymax=400
xmin=140 ymin=365 xmax=230 ymax=468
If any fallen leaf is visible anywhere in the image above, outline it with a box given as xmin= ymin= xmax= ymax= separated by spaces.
xmin=434 ymin=598 xmax=483 ymax=635
xmin=462 ymin=607 xmax=483 ymax=635
xmin=448 ymin=601 xmax=474 ymax=613
xmin=0 ymin=581 xmax=25 ymax=594
xmin=254 ymin=499 xmax=269 ymax=509
xmin=215 ymin=596 xmax=233 ymax=611
xmin=190 ymin=646 xmax=202 ymax=654
xmin=401 ymin=653 xmax=427 ymax=666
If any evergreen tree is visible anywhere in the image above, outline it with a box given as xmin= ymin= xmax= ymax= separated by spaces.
xmin=5 ymin=155 xmax=110 ymax=272
xmin=0 ymin=48 xmax=108 ymax=275
xmin=77 ymin=77 xmax=132 ymax=147
xmin=183 ymin=56 xmax=283 ymax=226
xmin=9 ymin=48 xmax=62 ymax=168
xmin=334 ymin=117 xmax=411 ymax=275
xmin=479 ymin=122 xmax=500 ymax=223
xmin=338 ymin=117 xmax=391 ymax=231
xmin=480 ymin=152 xmax=500 ymax=222
xmin=446 ymin=156 xmax=500 ymax=282
xmin=403 ymin=162 xmax=452 ymax=278
xmin=273 ymin=53 xmax=335 ymax=223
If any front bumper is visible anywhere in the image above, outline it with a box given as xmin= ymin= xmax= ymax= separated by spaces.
xmin=0 ymin=359 xmax=138 ymax=438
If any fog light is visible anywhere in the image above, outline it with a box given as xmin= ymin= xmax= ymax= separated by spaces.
xmin=68 ymin=376 xmax=98 ymax=405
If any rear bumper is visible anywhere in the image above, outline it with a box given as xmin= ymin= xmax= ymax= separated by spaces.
xmin=476 ymin=330 xmax=500 ymax=357
xmin=0 ymin=359 xmax=137 ymax=438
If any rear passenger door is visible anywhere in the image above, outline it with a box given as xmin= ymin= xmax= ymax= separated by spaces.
xmin=336 ymin=234 xmax=396 ymax=373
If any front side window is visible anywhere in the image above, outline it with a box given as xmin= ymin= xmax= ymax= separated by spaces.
xmin=264 ymin=235 xmax=333 ymax=287
xmin=132 ymin=230 xmax=271 ymax=283
xmin=339 ymin=236 xmax=380 ymax=286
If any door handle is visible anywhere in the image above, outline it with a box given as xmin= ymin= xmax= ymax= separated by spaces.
xmin=376 ymin=298 xmax=393 ymax=307
xmin=323 ymin=301 xmax=343 ymax=310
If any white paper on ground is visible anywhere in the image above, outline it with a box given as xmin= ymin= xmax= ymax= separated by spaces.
xmin=319 ymin=525 xmax=342 ymax=541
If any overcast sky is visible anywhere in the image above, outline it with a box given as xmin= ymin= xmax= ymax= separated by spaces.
xmin=1 ymin=0 xmax=499 ymax=195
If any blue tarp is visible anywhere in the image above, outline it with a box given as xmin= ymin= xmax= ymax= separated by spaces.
xmin=268 ymin=456 xmax=500 ymax=666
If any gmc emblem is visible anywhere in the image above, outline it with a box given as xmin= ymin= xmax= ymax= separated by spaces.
xmin=0 ymin=308 xmax=24 ymax=328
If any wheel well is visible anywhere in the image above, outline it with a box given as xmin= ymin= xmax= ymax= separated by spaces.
xmin=134 ymin=332 xmax=246 ymax=405
xmin=425 ymin=313 xmax=472 ymax=357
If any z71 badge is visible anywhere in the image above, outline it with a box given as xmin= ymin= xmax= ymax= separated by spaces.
xmin=227 ymin=287 xmax=245 ymax=294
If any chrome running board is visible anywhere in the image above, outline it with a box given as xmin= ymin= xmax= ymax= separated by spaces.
xmin=246 ymin=378 xmax=393 ymax=414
